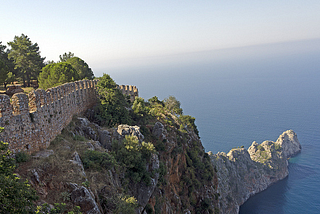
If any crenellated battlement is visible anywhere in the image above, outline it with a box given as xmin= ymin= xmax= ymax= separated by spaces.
xmin=118 ymin=85 xmax=138 ymax=102
xmin=0 ymin=79 xmax=99 ymax=154
xmin=0 ymin=80 xmax=139 ymax=154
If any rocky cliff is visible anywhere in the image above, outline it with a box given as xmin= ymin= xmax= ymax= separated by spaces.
xmin=210 ymin=130 xmax=301 ymax=213
xmin=14 ymin=112 xmax=301 ymax=214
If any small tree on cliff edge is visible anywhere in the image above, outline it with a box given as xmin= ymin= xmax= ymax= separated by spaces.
xmin=96 ymin=74 xmax=131 ymax=127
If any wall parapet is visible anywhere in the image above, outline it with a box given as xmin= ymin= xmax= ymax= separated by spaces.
xmin=118 ymin=85 xmax=138 ymax=102
xmin=0 ymin=79 xmax=99 ymax=154
xmin=0 ymin=80 xmax=139 ymax=154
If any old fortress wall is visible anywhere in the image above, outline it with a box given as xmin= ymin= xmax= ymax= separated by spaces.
xmin=118 ymin=85 xmax=138 ymax=102
xmin=0 ymin=79 xmax=138 ymax=154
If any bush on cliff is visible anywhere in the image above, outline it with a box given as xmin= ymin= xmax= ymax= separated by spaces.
xmin=112 ymin=135 xmax=156 ymax=186
xmin=95 ymin=73 xmax=131 ymax=127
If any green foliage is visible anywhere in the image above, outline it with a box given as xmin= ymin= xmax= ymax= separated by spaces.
xmin=66 ymin=57 xmax=94 ymax=80
xmin=38 ymin=62 xmax=80 ymax=89
xmin=60 ymin=191 xmax=71 ymax=202
xmin=115 ymin=195 xmax=138 ymax=214
xmin=0 ymin=41 xmax=16 ymax=88
xmin=163 ymin=96 xmax=183 ymax=115
xmin=157 ymin=161 xmax=167 ymax=185
xmin=195 ymin=198 xmax=213 ymax=214
xmin=257 ymin=144 xmax=265 ymax=151
xmin=36 ymin=202 xmax=82 ymax=214
xmin=81 ymin=180 xmax=90 ymax=188
xmin=0 ymin=128 xmax=39 ymax=213
xmin=59 ymin=52 xmax=75 ymax=62
xmin=8 ymin=34 xmax=45 ymax=87
xmin=96 ymin=74 xmax=131 ymax=127
xmin=179 ymin=115 xmax=199 ymax=137
xmin=82 ymin=150 xmax=117 ymax=171
xmin=148 ymin=96 xmax=164 ymax=106
xmin=73 ymin=134 xmax=86 ymax=141
xmin=15 ymin=151 xmax=30 ymax=163
xmin=274 ymin=143 xmax=281 ymax=151
xmin=0 ymin=58 xmax=8 ymax=86
xmin=131 ymin=97 xmax=150 ymax=124
xmin=112 ymin=136 xmax=156 ymax=185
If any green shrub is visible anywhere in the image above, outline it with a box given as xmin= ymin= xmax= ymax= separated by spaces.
xmin=15 ymin=151 xmax=30 ymax=163
xmin=113 ymin=136 xmax=156 ymax=186
xmin=145 ymin=203 xmax=154 ymax=214
xmin=82 ymin=150 xmax=117 ymax=171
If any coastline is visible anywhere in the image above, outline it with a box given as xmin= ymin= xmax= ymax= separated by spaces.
xmin=210 ymin=130 xmax=301 ymax=213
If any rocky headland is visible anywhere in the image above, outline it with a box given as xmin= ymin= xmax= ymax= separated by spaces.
xmin=210 ymin=130 xmax=301 ymax=213
xmin=16 ymin=114 xmax=301 ymax=214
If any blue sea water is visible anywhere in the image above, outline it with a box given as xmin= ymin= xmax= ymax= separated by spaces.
xmin=101 ymin=39 xmax=320 ymax=213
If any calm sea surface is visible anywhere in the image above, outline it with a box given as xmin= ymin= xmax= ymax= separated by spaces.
xmin=102 ymin=40 xmax=320 ymax=213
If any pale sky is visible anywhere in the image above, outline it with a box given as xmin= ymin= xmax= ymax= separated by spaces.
xmin=1 ymin=0 xmax=320 ymax=75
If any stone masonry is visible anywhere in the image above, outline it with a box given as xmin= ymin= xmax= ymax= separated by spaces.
xmin=0 ymin=79 xmax=138 ymax=154
xmin=118 ymin=85 xmax=138 ymax=102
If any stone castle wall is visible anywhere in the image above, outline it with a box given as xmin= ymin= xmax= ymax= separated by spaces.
xmin=0 ymin=80 xmax=98 ymax=154
xmin=118 ymin=85 xmax=138 ymax=102
xmin=0 ymin=80 xmax=139 ymax=154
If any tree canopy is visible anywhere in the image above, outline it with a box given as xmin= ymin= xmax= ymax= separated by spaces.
xmin=164 ymin=95 xmax=183 ymax=115
xmin=59 ymin=52 xmax=75 ymax=62
xmin=0 ymin=42 xmax=15 ymax=88
xmin=38 ymin=62 xmax=80 ymax=89
xmin=66 ymin=57 xmax=94 ymax=80
xmin=8 ymin=34 xmax=45 ymax=87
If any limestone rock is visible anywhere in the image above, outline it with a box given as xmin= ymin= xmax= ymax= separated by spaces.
xmin=69 ymin=151 xmax=86 ymax=178
xmin=116 ymin=124 xmax=144 ymax=141
xmin=76 ymin=117 xmax=99 ymax=141
xmin=152 ymin=122 xmax=167 ymax=140
xmin=98 ymin=129 xmax=111 ymax=150
xmin=211 ymin=130 xmax=301 ymax=214
xmin=275 ymin=130 xmax=301 ymax=158
xmin=129 ymin=153 xmax=160 ymax=213
xmin=69 ymin=183 xmax=102 ymax=214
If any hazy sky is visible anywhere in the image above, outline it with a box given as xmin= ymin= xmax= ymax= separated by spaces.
xmin=1 ymin=0 xmax=320 ymax=75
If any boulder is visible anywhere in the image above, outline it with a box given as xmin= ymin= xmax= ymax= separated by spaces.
xmin=98 ymin=129 xmax=111 ymax=150
xmin=69 ymin=183 xmax=102 ymax=214
xmin=76 ymin=117 xmax=99 ymax=141
xmin=116 ymin=124 xmax=144 ymax=141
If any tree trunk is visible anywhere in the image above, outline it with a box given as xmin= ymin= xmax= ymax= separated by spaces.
xmin=26 ymin=72 xmax=31 ymax=87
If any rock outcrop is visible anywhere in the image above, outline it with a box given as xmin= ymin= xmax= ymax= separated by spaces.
xmin=211 ymin=130 xmax=301 ymax=214
xmin=69 ymin=183 xmax=102 ymax=214
xmin=275 ymin=130 xmax=301 ymax=158
xmin=116 ymin=124 xmax=144 ymax=141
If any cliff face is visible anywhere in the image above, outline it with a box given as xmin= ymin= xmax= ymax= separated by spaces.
xmin=211 ymin=130 xmax=301 ymax=214
xmin=14 ymin=114 xmax=300 ymax=214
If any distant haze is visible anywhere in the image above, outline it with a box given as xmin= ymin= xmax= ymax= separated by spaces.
xmin=1 ymin=1 xmax=320 ymax=73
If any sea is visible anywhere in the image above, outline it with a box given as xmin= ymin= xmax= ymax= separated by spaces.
xmin=97 ymin=38 xmax=320 ymax=213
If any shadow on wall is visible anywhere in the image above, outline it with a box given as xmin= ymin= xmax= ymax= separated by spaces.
xmin=0 ymin=80 xmax=98 ymax=154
